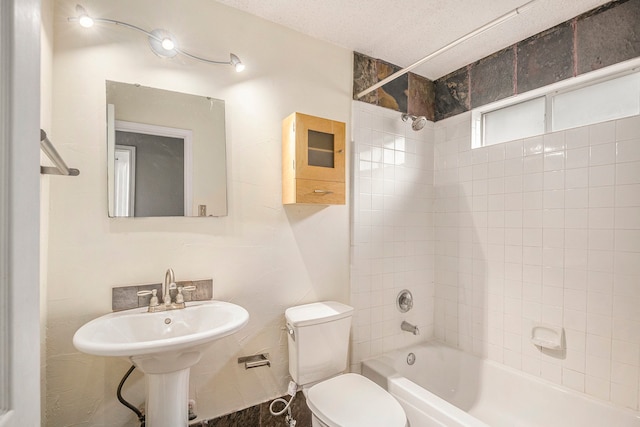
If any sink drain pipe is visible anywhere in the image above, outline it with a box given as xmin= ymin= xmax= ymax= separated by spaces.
xmin=117 ymin=365 xmax=145 ymax=427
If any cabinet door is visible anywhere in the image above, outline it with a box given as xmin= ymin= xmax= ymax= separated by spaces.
xmin=295 ymin=113 xmax=345 ymax=182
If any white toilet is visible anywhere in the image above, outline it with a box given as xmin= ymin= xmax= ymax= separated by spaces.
xmin=285 ymin=301 xmax=407 ymax=427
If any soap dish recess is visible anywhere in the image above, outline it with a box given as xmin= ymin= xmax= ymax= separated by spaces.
xmin=531 ymin=324 xmax=564 ymax=350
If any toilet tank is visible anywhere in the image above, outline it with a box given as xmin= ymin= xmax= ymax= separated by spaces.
xmin=285 ymin=301 xmax=354 ymax=386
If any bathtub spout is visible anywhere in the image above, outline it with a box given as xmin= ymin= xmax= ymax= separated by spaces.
xmin=401 ymin=321 xmax=419 ymax=335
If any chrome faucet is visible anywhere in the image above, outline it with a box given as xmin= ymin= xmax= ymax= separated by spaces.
xmin=137 ymin=268 xmax=196 ymax=312
xmin=401 ymin=321 xmax=420 ymax=335
xmin=163 ymin=268 xmax=176 ymax=306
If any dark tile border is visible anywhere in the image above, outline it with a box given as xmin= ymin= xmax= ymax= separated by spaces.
xmin=353 ymin=52 xmax=435 ymax=119
xmin=356 ymin=0 xmax=638 ymax=121
xmin=112 ymin=279 xmax=213 ymax=311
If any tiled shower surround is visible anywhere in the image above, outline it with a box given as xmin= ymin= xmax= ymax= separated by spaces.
xmin=350 ymin=102 xmax=436 ymax=370
xmin=433 ymin=112 xmax=640 ymax=410
xmin=351 ymin=101 xmax=640 ymax=411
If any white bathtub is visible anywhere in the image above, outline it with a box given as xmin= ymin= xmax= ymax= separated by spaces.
xmin=362 ymin=341 xmax=640 ymax=427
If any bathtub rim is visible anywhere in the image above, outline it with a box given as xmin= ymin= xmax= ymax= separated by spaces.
xmin=361 ymin=340 xmax=640 ymax=422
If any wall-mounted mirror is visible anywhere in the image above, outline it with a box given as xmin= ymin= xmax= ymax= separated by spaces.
xmin=106 ymin=81 xmax=227 ymax=217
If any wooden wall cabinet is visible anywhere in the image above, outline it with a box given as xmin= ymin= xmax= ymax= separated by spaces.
xmin=282 ymin=112 xmax=346 ymax=205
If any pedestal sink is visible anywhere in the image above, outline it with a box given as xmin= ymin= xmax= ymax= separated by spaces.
xmin=73 ymin=300 xmax=249 ymax=427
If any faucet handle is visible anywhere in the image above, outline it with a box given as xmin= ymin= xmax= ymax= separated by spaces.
xmin=175 ymin=285 xmax=196 ymax=305
xmin=396 ymin=289 xmax=413 ymax=313
xmin=137 ymin=289 xmax=159 ymax=308
xmin=149 ymin=289 xmax=159 ymax=306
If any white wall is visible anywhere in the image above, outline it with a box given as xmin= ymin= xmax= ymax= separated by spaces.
xmin=434 ymin=111 xmax=640 ymax=410
xmin=350 ymin=101 xmax=435 ymax=370
xmin=47 ymin=0 xmax=352 ymax=425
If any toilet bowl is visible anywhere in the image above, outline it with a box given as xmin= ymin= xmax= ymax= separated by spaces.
xmin=306 ymin=372 xmax=406 ymax=427
xmin=285 ymin=301 xmax=407 ymax=427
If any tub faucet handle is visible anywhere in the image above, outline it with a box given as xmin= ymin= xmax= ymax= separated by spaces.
xmin=397 ymin=289 xmax=414 ymax=313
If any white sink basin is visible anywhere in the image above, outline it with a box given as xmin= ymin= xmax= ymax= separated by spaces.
xmin=73 ymin=300 xmax=249 ymax=357
xmin=73 ymin=299 xmax=249 ymax=427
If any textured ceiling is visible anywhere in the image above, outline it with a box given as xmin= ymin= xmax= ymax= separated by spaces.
xmin=214 ymin=0 xmax=612 ymax=80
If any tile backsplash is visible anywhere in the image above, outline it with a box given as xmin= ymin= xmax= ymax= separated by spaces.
xmin=112 ymin=279 xmax=213 ymax=311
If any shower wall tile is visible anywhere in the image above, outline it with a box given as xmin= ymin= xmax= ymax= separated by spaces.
xmin=353 ymin=52 xmax=435 ymax=119
xmin=434 ymin=112 xmax=640 ymax=410
xmin=353 ymin=52 xmax=378 ymax=105
xmin=576 ymin=0 xmax=640 ymax=74
xmin=470 ymin=47 xmax=516 ymax=109
xmin=434 ymin=67 xmax=470 ymax=121
xmin=350 ymin=101 xmax=435 ymax=371
xmin=408 ymin=73 xmax=435 ymax=121
xmin=432 ymin=0 xmax=638 ymax=119
xmin=353 ymin=1 xmax=637 ymax=121
xmin=516 ymin=23 xmax=574 ymax=94
xmin=376 ymin=59 xmax=408 ymax=112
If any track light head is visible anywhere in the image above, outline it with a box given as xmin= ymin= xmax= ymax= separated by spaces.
xmin=148 ymin=29 xmax=178 ymax=58
xmin=74 ymin=4 xmax=94 ymax=28
xmin=230 ymin=54 xmax=245 ymax=72
xmin=70 ymin=4 xmax=246 ymax=72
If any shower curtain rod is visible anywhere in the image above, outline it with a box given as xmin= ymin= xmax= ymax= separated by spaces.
xmin=40 ymin=129 xmax=80 ymax=176
xmin=355 ymin=0 xmax=538 ymax=99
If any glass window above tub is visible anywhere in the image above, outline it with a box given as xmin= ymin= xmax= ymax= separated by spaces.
xmin=472 ymin=64 xmax=640 ymax=149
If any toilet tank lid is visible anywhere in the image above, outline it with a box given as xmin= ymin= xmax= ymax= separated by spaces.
xmin=285 ymin=301 xmax=354 ymax=327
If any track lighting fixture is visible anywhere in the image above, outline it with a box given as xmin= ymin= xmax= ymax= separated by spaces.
xmin=69 ymin=5 xmax=245 ymax=72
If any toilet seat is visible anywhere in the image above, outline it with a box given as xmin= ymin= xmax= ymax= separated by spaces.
xmin=306 ymin=373 xmax=406 ymax=427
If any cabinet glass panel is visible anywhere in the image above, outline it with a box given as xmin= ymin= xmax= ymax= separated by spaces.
xmin=307 ymin=130 xmax=334 ymax=168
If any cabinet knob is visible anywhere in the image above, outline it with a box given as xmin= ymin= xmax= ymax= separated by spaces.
xmin=314 ymin=189 xmax=334 ymax=194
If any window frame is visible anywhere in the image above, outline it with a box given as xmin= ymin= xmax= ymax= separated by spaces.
xmin=472 ymin=58 xmax=640 ymax=149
